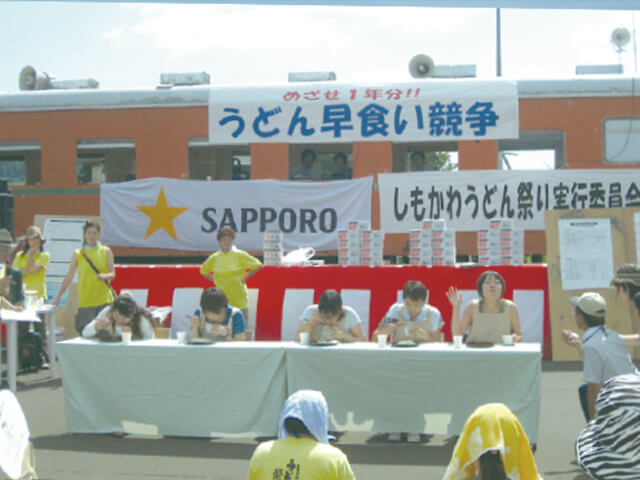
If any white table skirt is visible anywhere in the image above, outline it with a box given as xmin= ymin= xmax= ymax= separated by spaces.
xmin=56 ymin=339 xmax=287 ymax=437
xmin=286 ymin=342 xmax=541 ymax=442
xmin=57 ymin=339 xmax=540 ymax=440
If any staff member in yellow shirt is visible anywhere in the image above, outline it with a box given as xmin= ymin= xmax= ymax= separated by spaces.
xmin=52 ymin=220 xmax=115 ymax=334
xmin=200 ymin=228 xmax=262 ymax=321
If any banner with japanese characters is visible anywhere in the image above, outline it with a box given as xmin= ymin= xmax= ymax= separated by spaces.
xmin=209 ymin=80 xmax=518 ymax=144
xmin=101 ymin=177 xmax=372 ymax=251
xmin=378 ymin=169 xmax=640 ymax=232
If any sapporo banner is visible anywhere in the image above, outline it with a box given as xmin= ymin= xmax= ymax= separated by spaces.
xmin=100 ymin=177 xmax=372 ymax=251
xmin=208 ymin=80 xmax=519 ymax=144
xmin=378 ymin=169 xmax=640 ymax=232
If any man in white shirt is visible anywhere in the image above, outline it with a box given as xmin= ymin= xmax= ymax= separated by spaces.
xmin=562 ymin=292 xmax=639 ymax=421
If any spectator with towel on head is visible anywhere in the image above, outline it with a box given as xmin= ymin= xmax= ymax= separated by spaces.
xmin=443 ymin=402 xmax=541 ymax=480
xmin=0 ymin=228 xmax=24 ymax=312
xmin=248 ymin=390 xmax=356 ymax=480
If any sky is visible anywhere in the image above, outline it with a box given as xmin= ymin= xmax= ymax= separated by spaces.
xmin=0 ymin=3 xmax=638 ymax=93
xmin=0 ymin=3 xmax=638 ymax=169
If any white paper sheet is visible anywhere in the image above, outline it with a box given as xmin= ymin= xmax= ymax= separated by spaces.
xmin=559 ymin=218 xmax=614 ymax=290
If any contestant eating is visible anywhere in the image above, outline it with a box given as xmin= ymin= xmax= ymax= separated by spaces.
xmin=82 ymin=294 xmax=158 ymax=340
xmin=189 ymin=287 xmax=249 ymax=341
xmin=294 ymin=289 xmax=365 ymax=344
xmin=447 ymin=270 xmax=523 ymax=344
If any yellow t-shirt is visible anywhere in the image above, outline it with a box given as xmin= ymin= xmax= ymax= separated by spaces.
xmin=248 ymin=437 xmax=355 ymax=480
xmin=200 ymin=248 xmax=261 ymax=309
xmin=76 ymin=245 xmax=114 ymax=308
xmin=12 ymin=251 xmax=50 ymax=300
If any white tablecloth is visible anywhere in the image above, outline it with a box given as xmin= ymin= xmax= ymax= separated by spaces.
xmin=56 ymin=338 xmax=287 ymax=437
xmin=286 ymin=342 xmax=541 ymax=442
xmin=57 ymin=339 xmax=540 ymax=440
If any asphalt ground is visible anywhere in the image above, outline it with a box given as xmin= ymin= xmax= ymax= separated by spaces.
xmin=9 ymin=359 xmax=636 ymax=480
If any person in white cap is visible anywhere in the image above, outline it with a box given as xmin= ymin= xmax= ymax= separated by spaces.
xmin=562 ymin=292 xmax=639 ymax=421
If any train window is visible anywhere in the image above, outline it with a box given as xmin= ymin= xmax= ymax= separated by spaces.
xmin=498 ymin=130 xmax=564 ymax=169
xmin=392 ymin=143 xmax=458 ymax=172
xmin=188 ymin=139 xmax=250 ymax=180
xmin=289 ymin=145 xmax=352 ymax=181
xmin=76 ymin=140 xmax=136 ymax=185
xmin=603 ymin=118 xmax=640 ymax=164
xmin=0 ymin=142 xmax=41 ymax=186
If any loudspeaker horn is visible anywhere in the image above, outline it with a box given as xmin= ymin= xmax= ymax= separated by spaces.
xmin=409 ymin=54 xmax=435 ymax=79
xmin=19 ymin=66 xmax=52 ymax=90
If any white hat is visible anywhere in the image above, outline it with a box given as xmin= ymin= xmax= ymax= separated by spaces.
xmin=570 ymin=292 xmax=606 ymax=318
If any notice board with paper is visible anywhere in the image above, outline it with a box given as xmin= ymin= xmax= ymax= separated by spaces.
xmin=545 ymin=207 xmax=640 ymax=361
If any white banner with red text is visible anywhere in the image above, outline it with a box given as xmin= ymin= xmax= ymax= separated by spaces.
xmin=378 ymin=169 xmax=640 ymax=232
xmin=209 ymin=80 xmax=519 ymax=144
xmin=100 ymin=177 xmax=372 ymax=251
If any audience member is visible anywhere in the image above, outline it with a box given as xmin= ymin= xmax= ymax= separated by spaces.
xmin=0 ymin=228 xmax=24 ymax=311
xmin=248 ymin=390 xmax=356 ymax=480
xmin=410 ymin=151 xmax=429 ymax=172
xmin=447 ymin=271 xmax=523 ymax=344
xmin=561 ymin=292 xmax=639 ymax=421
xmin=189 ymin=287 xmax=248 ymax=341
xmin=610 ymin=263 xmax=640 ymax=348
xmin=294 ymin=289 xmax=366 ymax=343
xmin=200 ymin=227 xmax=262 ymax=322
xmin=82 ymin=294 xmax=158 ymax=340
xmin=576 ymin=373 xmax=640 ymax=480
xmin=52 ymin=220 xmax=115 ymax=334
xmin=329 ymin=153 xmax=352 ymax=179
xmin=290 ymin=149 xmax=321 ymax=180
xmin=443 ymin=403 xmax=541 ymax=480
xmin=12 ymin=225 xmax=51 ymax=365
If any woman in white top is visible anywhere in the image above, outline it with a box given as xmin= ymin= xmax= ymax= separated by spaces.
xmin=82 ymin=294 xmax=157 ymax=340
xmin=294 ymin=289 xmax=365 ymax=343
xmin=447 ymin=270 xmax=523 ymax=344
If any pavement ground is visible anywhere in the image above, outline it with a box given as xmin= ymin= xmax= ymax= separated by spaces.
xmin=8 ymin=359 xmax=629 ymax=480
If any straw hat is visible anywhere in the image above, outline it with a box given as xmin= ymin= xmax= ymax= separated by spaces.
xmin=25 ymin=225 xmax=46 ymax=245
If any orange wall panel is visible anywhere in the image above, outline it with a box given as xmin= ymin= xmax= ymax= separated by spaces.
xmin=251 ymin=144 xmax=289 ymax=179
xmin=458 ymin=140 xmax=498 ymax=170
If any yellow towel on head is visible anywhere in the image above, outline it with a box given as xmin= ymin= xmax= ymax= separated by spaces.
xmin=443 ymin=403 xmax=541 ymax=480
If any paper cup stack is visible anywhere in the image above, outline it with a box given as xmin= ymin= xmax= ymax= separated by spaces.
xmin=477 ymin=219 xmax=523 ymax=265
xmin=338 ymin=220 xmax=384 ymax=266
xmin=263 ymin=231 xmax=284 ymax=265
xmin=409 ymin=219 xmax=455 ymax=266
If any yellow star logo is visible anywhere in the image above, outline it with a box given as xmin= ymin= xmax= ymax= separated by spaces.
xmin=136 ymin=187 xmax=188 ymax=240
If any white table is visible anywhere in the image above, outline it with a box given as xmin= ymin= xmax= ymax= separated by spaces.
xmin=0 ymin=309 xmax=40 ymax=393
xmin=56 ymin=339 xmax=288 ymax=437
xmin=56 ymin=340 xmax=541 ymax=440
xmin=286 ymin=342 xmax=542 ymax=442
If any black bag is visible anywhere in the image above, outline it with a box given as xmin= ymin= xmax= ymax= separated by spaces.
xmin=18 ymin=331 xmax=44 ymax=372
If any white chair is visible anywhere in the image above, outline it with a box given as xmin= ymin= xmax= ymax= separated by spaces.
xmin=514 ymin=290 xmax=544 ymax=344
xmin=169 ymin=288 xmax=203 ymax=340
xmin=340 ymin=289 xmax=371 ymax=339
xmin=280 ymin=289 xmax=314 ymax=341
xmin=119 ymin=288 xmax=149 ymax=307
xmin=247 ymin=288 xmax=259 ymax=340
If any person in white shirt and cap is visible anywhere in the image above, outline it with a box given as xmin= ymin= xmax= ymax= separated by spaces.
xmin=248 ymin=390 xmax=356 ymax=480
xmin=562 ymin=292 xmax=639 ymax=421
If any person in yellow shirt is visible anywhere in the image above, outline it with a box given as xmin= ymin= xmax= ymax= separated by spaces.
xmin=12 ymin=225 xmax=51 ymax=365
xmin=248 ymin=390 xmax=356 ymax=480
xmin=200 ymin=228 xmax=262 ymax=321
xmin=12 ymin=226 xmax=50 ymax=301
xmin=52 ymin=220 xmax=115 ymax=334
